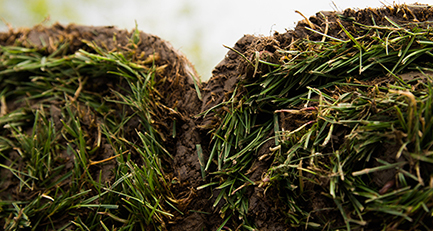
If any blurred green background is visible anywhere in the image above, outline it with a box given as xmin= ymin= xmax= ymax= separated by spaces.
xmin=0 ymin=0 xmax=400 ymax=80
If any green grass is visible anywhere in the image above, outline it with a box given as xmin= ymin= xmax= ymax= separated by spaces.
xmin=199 ymin=14 xmax=433 ymax=230
xmin=0 ymin=33 xmax=175 ymax=230
xmin=2 ymin=7 xmax=433 ymax=230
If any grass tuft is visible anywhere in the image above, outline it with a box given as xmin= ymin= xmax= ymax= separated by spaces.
xmin=0 ymin=37 xmax=175 ymax=230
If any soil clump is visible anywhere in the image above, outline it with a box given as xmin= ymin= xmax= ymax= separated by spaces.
xmin=1 ymin=3 xmax=433 ymax=230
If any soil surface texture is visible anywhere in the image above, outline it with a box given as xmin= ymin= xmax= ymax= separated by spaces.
xmin=1 ymin=3 xmax=433 ymax=230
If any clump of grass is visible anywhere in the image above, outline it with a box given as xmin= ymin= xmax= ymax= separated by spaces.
xmin=271 ymin=81 xmax=433 ymax=229
xmin=0 ymin=32 xmax=175 ymax=230
xmin=200 ymin=11 xmax=433 ymax=230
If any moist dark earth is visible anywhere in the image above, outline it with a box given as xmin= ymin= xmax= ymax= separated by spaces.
xmin=1 ymin=3 xmax=433 ymax=230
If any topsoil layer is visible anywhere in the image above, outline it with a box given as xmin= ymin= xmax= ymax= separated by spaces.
xmin=1 ymin=3 xmax=433 ymax=230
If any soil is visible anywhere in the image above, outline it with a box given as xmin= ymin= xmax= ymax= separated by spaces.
xmin=1 ymin=3 xmax=433 ymax=230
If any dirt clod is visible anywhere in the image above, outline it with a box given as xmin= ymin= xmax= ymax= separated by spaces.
xmin=2 ymin=3 xmax=433 ymax=230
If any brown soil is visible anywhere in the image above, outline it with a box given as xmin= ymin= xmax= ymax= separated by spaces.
xmin=1 ymin=3 xmax=433 ymax=230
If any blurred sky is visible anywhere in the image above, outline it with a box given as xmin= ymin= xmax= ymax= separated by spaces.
xmin=0 ymin=0 xmax=418 ymax=80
